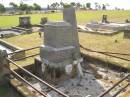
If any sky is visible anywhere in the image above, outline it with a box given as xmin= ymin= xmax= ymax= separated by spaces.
xmin=0 ymin=0 xmax=130 ymax=9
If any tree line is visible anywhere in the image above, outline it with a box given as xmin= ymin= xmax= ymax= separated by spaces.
xmin=0 ymin=2 xmax=41 ymax=13
xmin=0 ymin=2 xmax=110 ymax=13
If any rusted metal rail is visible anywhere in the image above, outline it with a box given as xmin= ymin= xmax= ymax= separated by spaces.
xmin=7 ymin=58 xmax=69 ymax=97
xmin=80 ymin=44 xmax=130 ymax=56
xmin=112 ymin=82 xmax=130 ymax=97
xmin=8 ymin=46 xmax=40 ymax=55
xmin=11 ymin=70 xmax=48 ymax=97
xmin=98 ymin=73 xmax=130 ymax=97
xmin=13 ymin=53 xmax=39 ymax=61
xmin=80 ymin=44 xmax=130 ymax=61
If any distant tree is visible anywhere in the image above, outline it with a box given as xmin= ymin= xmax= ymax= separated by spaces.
xmin=102 ymin=4 xmax=106 ymax=10
xmin=47 ymin=5 xmax=50 ymax=10
xmin=0 ymin=3 xmax=5 ymax=13
xmin=104 ymin=3 xmax=110 ymax=10
xmin=33 ymin=3 xmax=41 ymax=10
xmin=76 ymin=2 xmax=82 ymax=9
xmin=94 ymin=2 xmax=98 ymax=10
xmin=19 ymin=2 xmax=28 ymax=11
xmin=28 ymin=5 xmax=33 ymax=12
xmin=70 ymin=2 xmax=76 ymax=7
xmin=50 ymin=2 xmax=60 ymax=10
xmin=86 ymin=3 xmax=91 ymax=9
xmin=60 ymin=1 xmax=64 ymax=8
xmin=9 ymin=2 xmax=18 ymax=11
xmin=55 ymin=2 xmax=60 ymax=10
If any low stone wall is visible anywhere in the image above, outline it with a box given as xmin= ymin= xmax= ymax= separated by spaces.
xmin=11 ymin=26 xmax=32 ymax=34
xmin=79 ymin=30 xmax=121 ymax=36
xmin=0 ymin=39 xmax=25 ymax=60
xmin=81 ymin=52 xmax=130 ymax=72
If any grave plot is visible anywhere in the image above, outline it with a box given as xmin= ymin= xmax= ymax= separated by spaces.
xmin=0 ymin=5 xmax=130 ymax=97
xmin=85 ymin=15 xmax=130 ymax=37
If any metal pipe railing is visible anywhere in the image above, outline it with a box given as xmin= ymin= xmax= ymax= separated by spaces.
xmin=112 ymin=83 xmax=130 ymax=97
xmin=7 ymin=58 xmax=69 ymax=97
xmin=80 ymin=44 xmax=130 ymax=61
xmin=13 ymin=53 xmax=39 ymax=61
xmin=98 ymin=74 xmax=130 ymax=97
xmin=8 ymin=46 xmax=40 ymax=55
xmin=11 ymin=70 xmax=48 ymax=97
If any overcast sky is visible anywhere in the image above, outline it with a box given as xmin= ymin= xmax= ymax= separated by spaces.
xmin=0 ymin=0 xmax=130 ymax=9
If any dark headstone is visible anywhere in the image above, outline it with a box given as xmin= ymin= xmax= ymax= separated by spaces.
xmin=19 ymin=16 xmax=31 ymax=27
xmin=102 ymin=15 xmax=109 ymax=23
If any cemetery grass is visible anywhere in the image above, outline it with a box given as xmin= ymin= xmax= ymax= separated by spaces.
xmin=1 ymin=10 xmax=130 ymax=28
xmin=3 ymin=32 xmax=130 ymax=69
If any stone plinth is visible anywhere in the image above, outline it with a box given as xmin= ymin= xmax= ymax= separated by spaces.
xmin=19 ymin=16 xmax=31 ymax=27
xmin=40 ymin=22 xmax=80 ymax=80
xmin=44 ymin=21 xmax=73 ymax=48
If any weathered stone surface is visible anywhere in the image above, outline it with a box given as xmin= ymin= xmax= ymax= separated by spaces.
xmin=44 ymin=21 xmax=73 ymax=48
xmin=39 ymin=7 xmax=83 ymax=83
xmin=63 ymin=7 xmax=80 ymax=58
xmin=87 ymin=23 xmax=130 ymax=31
xmin=0 ymin=50 xmax=10 ymax=85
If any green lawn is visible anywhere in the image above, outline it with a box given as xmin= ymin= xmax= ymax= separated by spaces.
xmin=3 ymin=32 xmax=130 ymax=68
xmin=0 ymin=10 xmax=130 ymax=28
xmin=1 ymin=10 xmax=130 ymax=68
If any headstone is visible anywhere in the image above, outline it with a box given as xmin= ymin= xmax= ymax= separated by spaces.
xmin=39 ymin=7 xmax=83 ymax=83
xmin=102 ymin=15 xmax=108 ymax=23
xmin=40 ymin=17 xmax=48 ymax=25
xmin=19 ymin=16 xmax=31 ymax=27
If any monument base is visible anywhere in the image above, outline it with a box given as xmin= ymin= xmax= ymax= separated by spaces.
xmin=34 ymin=57 xmax=83 ymax=84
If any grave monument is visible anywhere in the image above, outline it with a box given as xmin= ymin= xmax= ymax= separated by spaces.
xmin=35 ymin=7 xmax=83 ymax=83
xmin=102 ymin=15 xmax=109 ymax=23
xmin=19 ymin=16 xmax=31 ymax=27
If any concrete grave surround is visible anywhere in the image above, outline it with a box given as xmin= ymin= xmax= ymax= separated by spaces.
xmin=39 ymin=7 xmax=83 ymax=82
xmin=87 ymin=22 xmax=130 ymax=38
